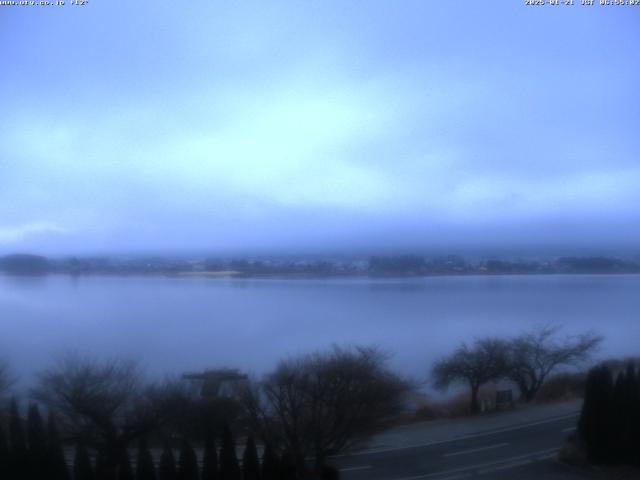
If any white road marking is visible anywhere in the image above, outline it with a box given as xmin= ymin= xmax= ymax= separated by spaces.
xmin=388 ymin=447 xmax=560 ymax=480
xmin=562 ymin=426 xmax=576 ymax=433
xmin=333 ymin=412 xmax=578 ymax=458
xmin=434 ymin=474 xmax=471 ymax=480
xmin=339 ymin=465 xmax=372 ymax=472
xmin=477 ymin=458 xmax=531 ymax=474
xmin=444 ymin=442 xmax=507 ymax=457
xmin=537 ymin=452 xmax=558 ymax=460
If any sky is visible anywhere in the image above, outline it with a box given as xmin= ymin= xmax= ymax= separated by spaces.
xmin=1 ymin=1 xmax=639 ymax=256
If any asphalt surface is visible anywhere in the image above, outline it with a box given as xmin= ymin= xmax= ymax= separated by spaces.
xmin=333 ymin=413 xmax=580 ymax=480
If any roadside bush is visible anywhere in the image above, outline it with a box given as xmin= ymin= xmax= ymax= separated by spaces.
xmin=241 ymin=436 xmax=260 ymax=480
xmin=201 ymin=431 xmax=219 ymax=480
xmin=178 ymin=440 xmax=198 ymax=480
xmin=535 ymin=372 xmax=586 ymax=403
xmin=74 ymin=443 xmax=95 ymax=480
xmin=578 ymin=362 xmax=639 ymax=466
xmin=413 ymin=384 xmax=500 ymax=422
xmin=414 ymin=403 xmax=444 ymax=422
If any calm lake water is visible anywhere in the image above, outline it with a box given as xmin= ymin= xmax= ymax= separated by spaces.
xmin=1 ymin=274 xmax=638 ymax=390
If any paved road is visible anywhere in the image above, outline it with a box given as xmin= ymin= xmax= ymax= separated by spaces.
xmin=333 ymin=413 xmax=580 ymax=480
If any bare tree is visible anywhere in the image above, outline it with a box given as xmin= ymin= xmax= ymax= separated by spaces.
xmin=146 ymin=375 xmax=243 ymax=441
xmin=506 ymin=326 xmax=602 ymax=402
xmin=432 ymin=338 xmax=509 ymax=414
xmin=242 ymin=345 xmax=409 ymax=473
xmin=32 ymin=354 xmax=159 ymax=477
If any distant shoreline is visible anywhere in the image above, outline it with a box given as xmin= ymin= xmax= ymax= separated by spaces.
xmin=168 ymin=271 xmax=640 ymax=280
xmin=173 ymin=270 xmax=243 ymax=277
xmin=2 ymin=253 xmax=639 ymax=278
xmin=2 ymin=270 xmax=640 ymax=280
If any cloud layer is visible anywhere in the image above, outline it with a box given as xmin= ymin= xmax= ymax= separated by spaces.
xmin=1 ymin=2 xmax=639 ymax=254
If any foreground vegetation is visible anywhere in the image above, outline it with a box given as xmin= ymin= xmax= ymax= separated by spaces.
xmin=0 ymin=326 xmax=603 ymax=479
xmin=431 ymin=326 xmax=601 ymax=413
xmin=573 ymin=361 xmax=640 ymax=467
xmin=0 ymin=347 xmax=407 ymax=480
xmin=0 ymin=405 xmax=317 ymax=480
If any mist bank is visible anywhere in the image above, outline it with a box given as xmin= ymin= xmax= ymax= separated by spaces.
xmin=1 ymin=252 xmax=640 ymax=278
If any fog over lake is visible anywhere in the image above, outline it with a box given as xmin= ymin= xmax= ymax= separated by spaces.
xmin=1 ymin=274 xmax=638 ymax=392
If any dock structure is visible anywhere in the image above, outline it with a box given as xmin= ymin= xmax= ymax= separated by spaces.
xmin=182 ymin=368 xmax=248 ymax=398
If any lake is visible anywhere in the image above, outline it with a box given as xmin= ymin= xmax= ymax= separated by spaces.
xmin=1 ymin=274 xmax=638 ymax=392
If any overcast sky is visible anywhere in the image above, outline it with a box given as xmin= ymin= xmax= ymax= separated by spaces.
xmin=1 ymin=1 xmax=639 ymax=256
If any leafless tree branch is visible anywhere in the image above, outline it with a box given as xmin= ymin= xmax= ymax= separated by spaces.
xmin=241 ymin=345 xmax=409 ymax=473
xmin=506 ymin=325 xmax=602 ymax=401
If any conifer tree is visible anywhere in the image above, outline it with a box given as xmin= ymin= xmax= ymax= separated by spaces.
xmin=201 ymin=430 xmax=218 ymax=480
xmin=0 ymin=424 xmax=9 ymax=480
xmin=117 ymin=449 xmax=135 ymax=480
xmin=621 ymin=363 xmax=639 ymax=465
xmin=96 ymin=447 xmax=121 ymax=480
xmin=95 ymin=448 xmax=108 ymax=480
xmin=619 ymin=363 xmax=640 ymax=467
xmin=260 ymin=444 xmax=278 ymax=480
xmin=219 ymin=425 xmax=240 ymax=480
xmin=9 ymin=398 xmax=28 ymax=480
xmin=27 ymin=403 xmax=48 ymax=480
xmin=320 ymin=465 xmax=340 ymax=480
xmin=27 ymin=404 xmax=47 ymax=452
xmin=278 ymin=450 xmax=297 ymax=480
xmin=158 ymin=444 xmax=178 ymax=480
xmin=242 ymin=436 xmax=260 ymax=480
xmin=9 ymin=398 xmax=27 ymax=453
xmin=136 ymin=437 xmax=156 ymax=480
xmin=47 ymin=412 xmax=71 ymax=480
xmin=610 ymin=371 xmax=627 ymax=463
xmin=578 ymin=365 xmax=614 ymax=464
xmin=74 ymin=443 xmax=96 ymax=480
xmin=178 ymin=439 xmax=199 ymax=480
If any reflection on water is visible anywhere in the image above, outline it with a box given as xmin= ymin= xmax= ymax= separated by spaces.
xmin=1 ymin=274 xmax=638 ymax=390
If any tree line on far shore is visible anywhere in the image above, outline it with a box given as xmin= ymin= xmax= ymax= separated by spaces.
xmin=3 ymin=252 xmax=640 ymax=277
